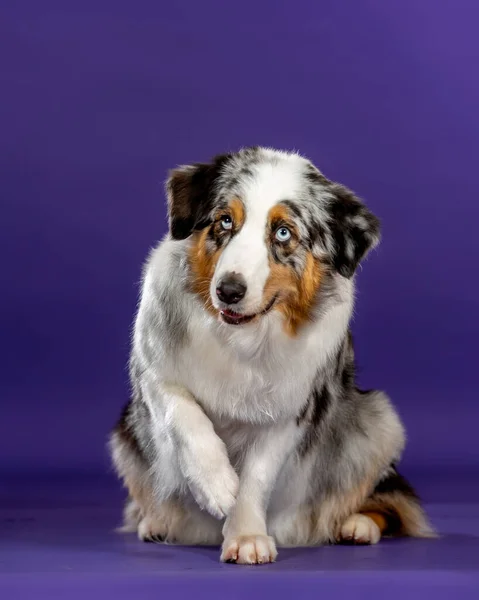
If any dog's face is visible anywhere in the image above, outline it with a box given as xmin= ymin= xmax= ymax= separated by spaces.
xmin=166 ymin=147 xmax=380 ymax=335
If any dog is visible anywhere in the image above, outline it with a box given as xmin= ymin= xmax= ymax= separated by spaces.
xmin=110 ymin=146 xmax=434 ymax=564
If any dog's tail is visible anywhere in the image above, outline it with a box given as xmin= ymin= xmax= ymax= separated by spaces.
xmin=359 ymin=466 xmax=437 ymax=538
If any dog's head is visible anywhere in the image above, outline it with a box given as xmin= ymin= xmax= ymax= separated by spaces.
xmin=166 ymin=147 xmax=380 ymax=335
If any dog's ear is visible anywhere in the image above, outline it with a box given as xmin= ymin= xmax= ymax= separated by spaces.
xmin=165 ymin=154 xmax=231 ymax=240
xmin=327 ymin=184 xmax=380 ymax=278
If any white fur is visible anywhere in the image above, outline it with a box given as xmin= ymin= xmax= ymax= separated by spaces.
xmin=340 ymin=514 xmax=381 ymax=544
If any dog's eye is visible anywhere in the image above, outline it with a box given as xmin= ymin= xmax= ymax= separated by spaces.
xmin=220 ymin=215 xmax=233 ymax=230
xmin=275 ymin=227 xmax=291 ymax=243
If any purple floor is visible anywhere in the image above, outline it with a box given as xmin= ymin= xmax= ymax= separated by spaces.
xmin=1 ymin=470 xmax=479 ymax=599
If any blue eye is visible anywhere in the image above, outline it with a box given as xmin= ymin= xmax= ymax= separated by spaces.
xmin=221 ymin=216 xmax=233 ymax=230
xmin=275 ymin=226 xmax=291 ymax=242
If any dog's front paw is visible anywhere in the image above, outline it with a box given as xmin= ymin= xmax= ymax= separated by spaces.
xmin=339 ymin=513 xmax=381 ymax=545
xmin=182 ymin=446 xmax=239 ymax=520
xmin=221 ymin=535 xmax=277 ymax=565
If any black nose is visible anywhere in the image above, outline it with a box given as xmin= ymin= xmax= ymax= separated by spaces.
xmin=216 ymin=274 xmax=247 ymax=305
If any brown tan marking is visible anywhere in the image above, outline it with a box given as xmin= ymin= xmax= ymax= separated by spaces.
xmin=188 ymin=228 xmax=222 ymax=316
xmin=229 ymin=197 xmax=245 ymax=229
xmin=264 ymin=204 xmax=322 ymax=336
xmin=361 ymin=511 xmax=388 ymax=533
xmin=188 ymin=198 xmax=246 ymax=316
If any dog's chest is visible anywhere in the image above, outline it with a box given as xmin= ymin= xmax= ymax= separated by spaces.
xmin=174 ymin=316 xmax=317 ymax=423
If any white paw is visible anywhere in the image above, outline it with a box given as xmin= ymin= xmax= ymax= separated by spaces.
xmin=138 ymin=515 xmax=169 ymax=543
xmin=221 ymin=535 xmax=278 ymax=565
xmin=137 ymin=501 xmax=185 ymax=543
xmin=181 ymin=444 xmax=239 ymax=520
xmin=340 ymin=513 xmax=381 ymax=545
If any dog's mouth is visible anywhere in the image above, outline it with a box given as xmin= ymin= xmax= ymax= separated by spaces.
xmin=220 ymin=294 xmax=278 ymax=326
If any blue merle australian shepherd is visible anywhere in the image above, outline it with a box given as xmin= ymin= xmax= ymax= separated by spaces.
xmin=110 ymin=147 xmax=434 ymax=564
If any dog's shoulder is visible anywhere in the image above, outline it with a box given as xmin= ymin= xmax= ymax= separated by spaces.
xmin=133 ymin=237 xmax=196 ymax=359
xmin=142 ymin=236 xmax=189 ymax=296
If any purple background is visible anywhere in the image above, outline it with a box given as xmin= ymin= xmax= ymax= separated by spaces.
xmin=2 ymin=2 xmax=479 ymax=597
xmin=2 ymin=0 xmax=479 ymax=476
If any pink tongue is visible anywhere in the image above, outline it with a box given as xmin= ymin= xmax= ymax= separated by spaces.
xmin=222 ymin=309 xmax=242 ymax=318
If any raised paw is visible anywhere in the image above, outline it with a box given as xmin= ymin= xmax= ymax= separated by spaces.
xmin=339 ymin=513 xmax=381 ymax=545
xmin=183 ymin=451 xmax=239 ymax=520
xmin=221 ymin=535 xmax=278 ymax=565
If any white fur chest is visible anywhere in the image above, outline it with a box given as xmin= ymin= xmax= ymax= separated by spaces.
xmin=171 ymin=306 xmax=320 ymax=425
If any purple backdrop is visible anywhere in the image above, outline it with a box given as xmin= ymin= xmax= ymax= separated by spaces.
xmin=3 ymin=2 xmax=479 ymax=597
xmin=2 ymin=0 xmax=479 ymax=476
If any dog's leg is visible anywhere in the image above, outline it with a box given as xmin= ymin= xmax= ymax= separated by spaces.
xmin=150 ymin=383 xmax=239 ymax=520
xmin=109 ymin=416 xmax=155 ymax=531
xmin=221 ymin=421 xmax=299 ymax=565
